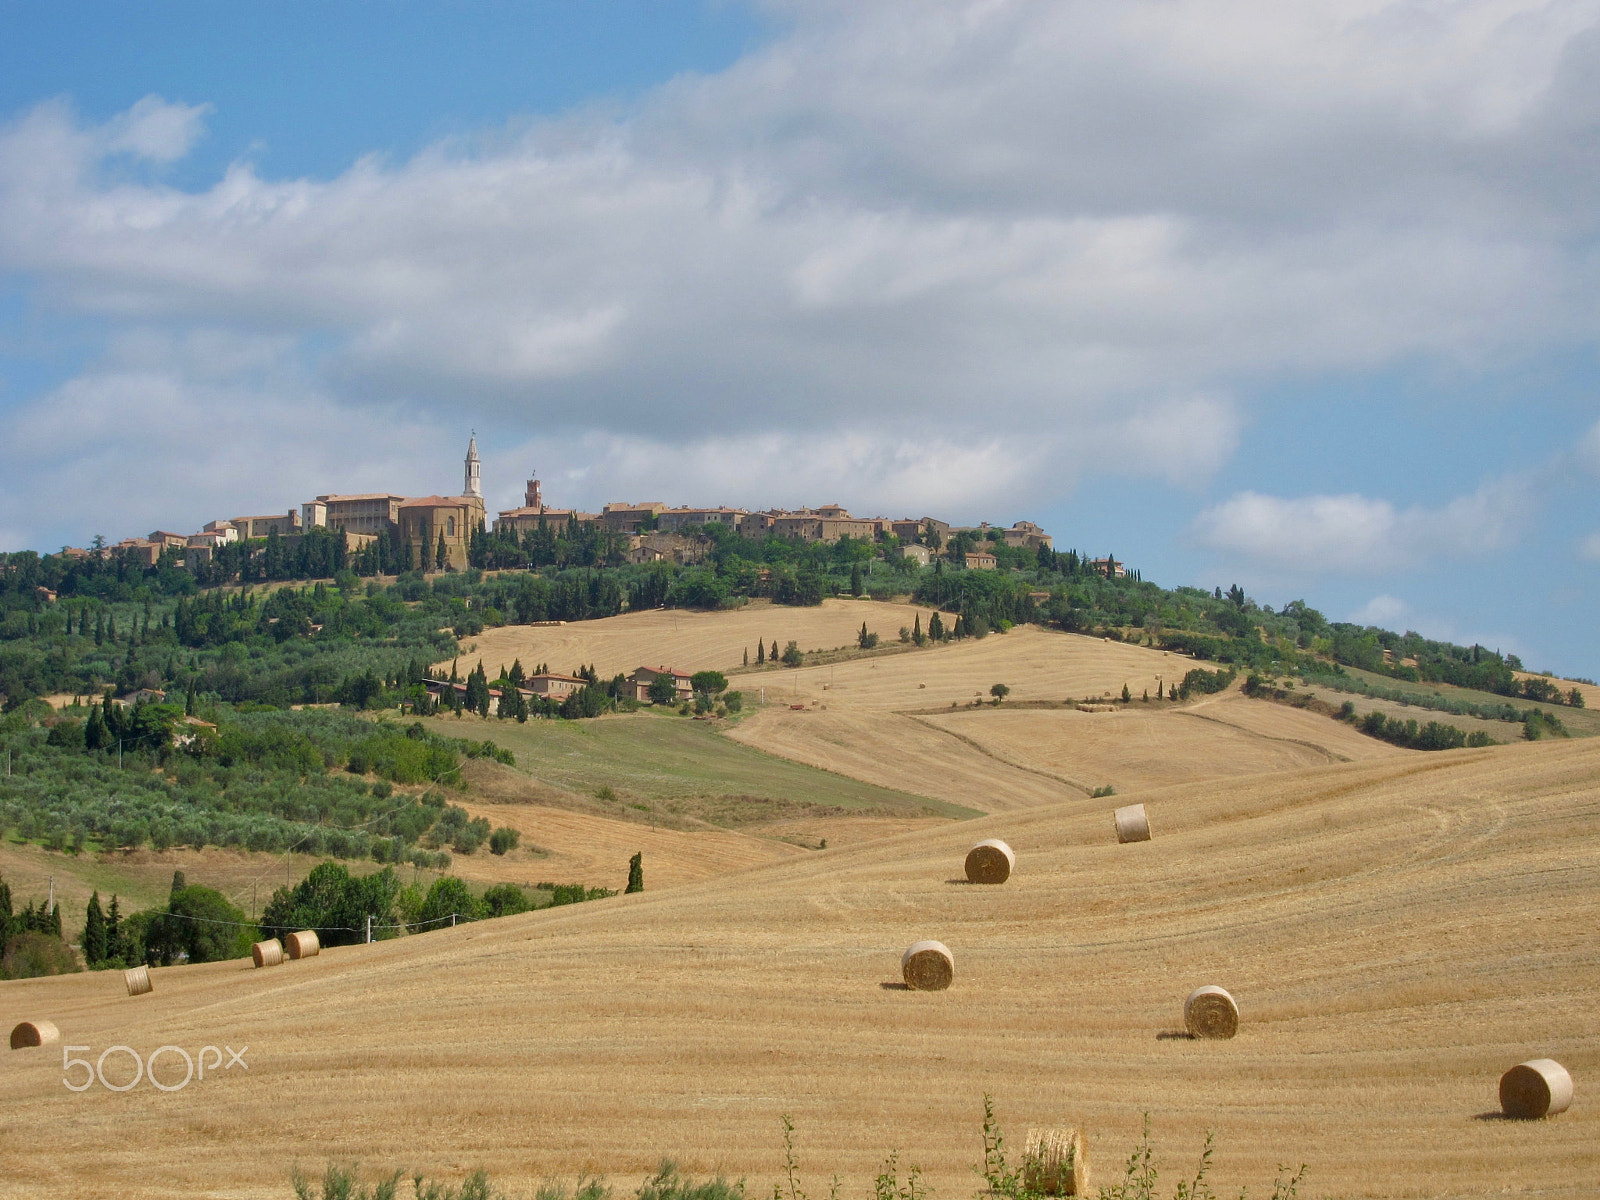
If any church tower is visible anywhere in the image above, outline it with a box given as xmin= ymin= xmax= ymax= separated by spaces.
xmin=524 ymin=472 xmax=542 ymax=510
xmin=464 ymin=433 xmax=482 ymax=499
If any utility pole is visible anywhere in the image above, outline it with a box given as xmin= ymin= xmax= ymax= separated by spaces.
xmin=366 ymin=915 xmax=372 ymax=944
xmin=47 ymin=876 xmax=54 ymax=914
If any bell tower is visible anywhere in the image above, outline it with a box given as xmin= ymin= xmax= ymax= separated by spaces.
xmin=524 ymin=472 xmax=542 ymax=510
xmin=464 ymin=433 xmax=482 ymax=499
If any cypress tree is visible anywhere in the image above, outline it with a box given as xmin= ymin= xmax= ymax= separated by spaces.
xmin=625 ymin=852 xmax=643 ymax=894
xmin=928 ymin=611 xmax=945 ymax=640
xmin=106 ymin=895 xmax=122 ymax=963
xmin=436 ymin=531 xmax=448 ymax=571
xmin=83 ymin=892 xmax=107 ymax=965
xmin=756 ymin=641 xmax=765 ymax=664
xmin=770 ymin=639 xmax=779 ymax=661
xmin=743 ymin=647 xmax=749 ymax=666
xmin=913 ymin=614 xmax=923 ymax=645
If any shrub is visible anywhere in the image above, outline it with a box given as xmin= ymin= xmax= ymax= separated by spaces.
xmin=417 ymin=876 xmax=484 ymax=928
xmin=488 ymin=826 xmax=520 ymax=855
xmin=0 ymin=930 xmax=81 ymax=979
xmin=481 ymin=883 xmax=531 ymax=918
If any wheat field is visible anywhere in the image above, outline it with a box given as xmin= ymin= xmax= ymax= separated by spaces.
xmin=3 ymin=736 xmax=1595 ymax=1199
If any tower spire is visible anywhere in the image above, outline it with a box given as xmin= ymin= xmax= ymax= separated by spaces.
xmin=464 ymin=432 xmax=482 ymax=498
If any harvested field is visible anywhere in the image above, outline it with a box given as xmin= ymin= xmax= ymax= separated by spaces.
xmin=920 ymin=694 xmax=1406 ymax=795
xmin=729 ymin=625 xmax=1410 ymax=805
xmin=3 ymin=738 xmax=1596 ymax=1199
xmin=448 ymin=597 xmax=952 ymax=681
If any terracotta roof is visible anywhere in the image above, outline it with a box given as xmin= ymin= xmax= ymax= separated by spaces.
xmin=317 ymin=493 xmax=405 ymax=503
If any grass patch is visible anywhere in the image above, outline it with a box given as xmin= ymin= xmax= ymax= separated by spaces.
xmin=414 ymin=711 xmax=979 ymax=822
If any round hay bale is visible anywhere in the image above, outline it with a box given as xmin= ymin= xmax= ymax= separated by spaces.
xmin=901 ymin=940 xmax=954 ymax=991
xmin=1023 ymin=1127 xmax=1088 ymax=1196
xmin=1184 ymin=985 xmax=1238 ymax=1039
xmin=1114 ymin=804 xmax=1151 ymax=844
xmin=251 ymin=938 xmax=285 ymax=968
xmin=965 ymin=839 xmax=1015 ymax=884
xmin=286 ymin=929 xmax=320 ymax=959
xmin=10 ymin=1020 xmax=60 ymax=1050
xmin=1500 ymin=1059 xmax=1573 ymax=1119
xmin=124 ymin=965 xmax=152 ymax=997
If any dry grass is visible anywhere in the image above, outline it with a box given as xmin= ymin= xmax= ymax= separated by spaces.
xmin=2 ymin=737 xmax=1596 ymax=1197
xmin=447 ymin=597 xmax=952 ymax=681
xmin=725 ymin=625 xmax=1410 ymax=808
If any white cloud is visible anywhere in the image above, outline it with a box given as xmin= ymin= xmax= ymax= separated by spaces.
xmin=1348 ymin=594 xmax=1410 ymax=627
xmin=2 ymin=3 xmax=1600 ymax=547
xmin=1192 ymin=475 xmax=1537 ymax=572
xmin=104 ymin=95 xmax=212 ymax=163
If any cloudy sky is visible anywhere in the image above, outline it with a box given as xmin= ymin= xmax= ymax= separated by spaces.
xmin=2 ymin=1 xmax=1597 ymax=676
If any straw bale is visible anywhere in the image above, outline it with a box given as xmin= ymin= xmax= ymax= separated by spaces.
xmin=1114 ymin=804 xmax=1151 ymax=843
xmin=1184 ymin=985 xmax=1238 ymax=1039
xmin=10 ymin=1021 xmax=59 ymax=1050
xmin=1500 ymin=1059 xmax=1573 ymax=1119
xmin=286 ymin=930 xmax=320 ymax=959
xmin=901 ymin=940 xmax=954 ymax=991
xmin=252 ymin=938 xmax=285 ymax=968
xmin=965 ymin=839 xmax=1015 ymax=884
xmin=124 ymin=965 xmax=152 ymax=996
xmin=1023 ymin=1127 xmax=1087 ymax=1196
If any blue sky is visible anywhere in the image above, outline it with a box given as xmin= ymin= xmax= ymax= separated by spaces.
xmin=1 ymin=1 xmax=1597 ymax=678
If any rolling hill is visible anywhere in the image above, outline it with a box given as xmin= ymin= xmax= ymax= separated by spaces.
xmin=3 ymin=736 xmax=1595 ymax=1199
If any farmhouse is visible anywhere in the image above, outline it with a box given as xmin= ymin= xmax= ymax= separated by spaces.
xmin=627 ymin=665 xmax=694 ymax=703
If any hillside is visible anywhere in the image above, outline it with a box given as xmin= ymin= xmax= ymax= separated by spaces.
xmin=3 ymin=738 xmax=1595 ymax=1199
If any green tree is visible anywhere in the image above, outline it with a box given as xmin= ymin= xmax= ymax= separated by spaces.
xmin=928 ymin=612 xmax=944 ymax=640
xmin=781 ymin=641 xmax=803 ymax=667
xmin=82 ymin=891 xmax=107 ymax=965
xmin=990 ymin=683 xmax=1010 ymax=703
xmin=647 ymin=674 xmax=678 ymax=705
xmin=690 ymin=670 xmax=728 ymax=697
xmin=417 ymin=876 xmax=483 ymax=928
xmin=260 ymin=862 xmax=401 ymax=947
xmin=626 ymin=851 xmax=643 ymax=894
xmin=435 ymin=531 xmax=449 ymax=571
xmin=756 ymin=640 xmax=765 ymax=664
xmin=482 ymin=883 xmax=531 ymax=917
xmin=104 ymin=894 xmax=123 ymax=964
xmin=145 ymin=883 xmax=254 ymax=965
xmin=488 ymin=826 xmax=520 ymax=855
xmin=850 ymin=561 xmax=863 ymax=596
xmin=913 ymin=614 xmax=924 ymax=646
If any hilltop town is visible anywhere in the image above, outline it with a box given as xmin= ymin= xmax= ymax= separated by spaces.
xmin=66 ymin=436 xmax=1078 ymax=579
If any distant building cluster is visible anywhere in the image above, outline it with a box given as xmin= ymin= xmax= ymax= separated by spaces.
xmin=71 ymin=436 xmax=1054 ymax=572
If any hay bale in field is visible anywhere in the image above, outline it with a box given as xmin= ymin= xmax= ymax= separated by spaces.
xmin=1184 ymin=985 xmax=1238 ymax=1039
xmin=10 ymin=1020 xmax=59 ymax=1049
xmin=286 ymin=930 xmax=320 ymax=959
xmin=901 ymin=940 xmax=954 ymax=991
xmin=251 ymin=938 xmax=285 ymax=968
xmin=1023 ymin=1127 xmax=1087 ymax=1196
xmin=965 ymin=838 xmax=1015 ymax=884
xmin=1114 ymin=803 xmax=1150 ymax=843
xmin=124 ymin=965 xmax=151 ymax=996
xmin=1500 ymin=1059 xmax=1573 ymax=1119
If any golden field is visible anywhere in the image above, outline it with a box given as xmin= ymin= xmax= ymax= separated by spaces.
xmin=3 ymin=735 xmax=1596 ymax=1198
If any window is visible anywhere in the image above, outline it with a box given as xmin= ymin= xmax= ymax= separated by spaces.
xmin=446 ymin=516 xmax=455 ymax=537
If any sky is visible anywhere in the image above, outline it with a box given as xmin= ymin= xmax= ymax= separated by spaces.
xmin=1 ymin=0 xmax=1597 ymax=678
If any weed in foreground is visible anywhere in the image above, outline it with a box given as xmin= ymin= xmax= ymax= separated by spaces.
xmin=291 ymin=1164 xmax=503 ymax=1200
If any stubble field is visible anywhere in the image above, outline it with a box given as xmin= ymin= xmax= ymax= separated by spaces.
xmin=2 ymin=737 xmax=1595 ymax=1198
